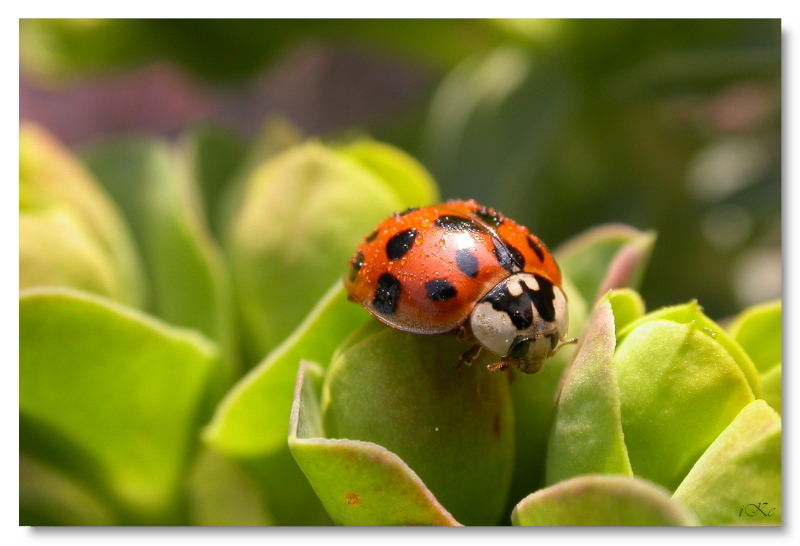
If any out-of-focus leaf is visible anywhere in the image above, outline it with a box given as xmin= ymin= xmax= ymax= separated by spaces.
xmin=729 ymin=300 xmax=781 ymax=373
xmin=289 ymin=361 xmax=460 ymax=526
xmin=556 ymin=224 xmax=655 ymax=304
xmin=615 ymin=319 xmax=754 ymax=489
xmin=507 ymin=277 xmax=587 ymax=507
xmin=181 ymin=124 xmax=248 ymax=240
xmin=20 ymin=208 xmax=122 ymax=300
xmin=20 ymin=288 xmax=216 ymax=524
xmin=204 ymin=283 xmax=366 ymax=525
xmin=20 ymin=20 xmax=153 ymax=83
xmin=546 ymin=298 xmax=632 ymax=485
xmin=212 ymin=118 xmax=304 ymax=246
xmin=205 ymin=283 xmax=367 ymax=457
xmin=606 ymin=288 xmax=645 ymax=331
xmin=185 ymin=447 xmax=272 ymax=526
xmin=322 ymin=327 xmax=513 ymax=525
xmin=20 ymin=452 xmax=116 ymax=526
xmin=83 ymin=137 xmax=238 ymax=391
xmin=760 ymin=364 xmax=781 ymax=415
xmin=618 ymin=301 xmax=761 ymax=398
xmin=511 ymin=475 xmax=698 ymax=526
xmin=423 ymin=47 xmax=573 ymax=214
xmin=335 ymin=139 xmax=440 ymax=207
xmin=19 ymin=123 xmax=145 ymax=306
xmin=21 ymin=20 xmax=507 ymax=83
xmin=228 ymin=140 xmax=436 ymax=360
xmin=674 ymin=400 xmax=781 ymax=525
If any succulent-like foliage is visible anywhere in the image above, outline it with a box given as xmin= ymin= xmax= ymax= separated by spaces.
xmin=19 ymin=125 xmax=781 ymax=526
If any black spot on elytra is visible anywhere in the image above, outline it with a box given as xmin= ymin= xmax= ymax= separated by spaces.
xmin=435 ymin=215 xmax=482 ymax=233
xmin=348 ymin=251 xmax=365 ymax=281
xmin=473 ymin=206 xmax=504 ymax=227
xmin=455 ymin=249 xmax=479 ymax=278
xmin=480 ymin=273 xmax=556 ymax=329
xmin=492 ymin=240 xmax=525 ymax=272
xmin=386 ymin=229 xmax=417 ymax=260
xmin=528 ymin=235 xmax=545 ymax=262
xmin=373 ymin=273 xmax=401 ymax=315
xmin=393 ymin=206 xmax=419 ymax=217
xmin=365 ymin=229 xmax=379 ymax=243
xmin=425 ymin=278 xmax=458 ymax=301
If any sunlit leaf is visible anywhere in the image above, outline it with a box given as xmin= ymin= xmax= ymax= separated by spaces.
xmin=615 ymin=318 xmax=754 ymax=489
xmin=618 ymin=301 xmax=761 ymax=398
xmin=729 ymin=299 xmax=781 ymax=374
xmin=674 ymin=400 xmax=781 ymax=525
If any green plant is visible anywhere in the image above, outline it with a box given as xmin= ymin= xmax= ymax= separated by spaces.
xmin=19 ymin=124 xmax=780 ymax=526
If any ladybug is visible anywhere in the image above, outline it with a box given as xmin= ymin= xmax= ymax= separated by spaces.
xmin=344 ymin=199 xmax=572 ymax=374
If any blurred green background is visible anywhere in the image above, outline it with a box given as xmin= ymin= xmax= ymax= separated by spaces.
xmin=20 ymin=18 xmax=781 ymax=319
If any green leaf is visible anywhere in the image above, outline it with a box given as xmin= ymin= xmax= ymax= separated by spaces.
xmin=335 ymin=139 xmax=440 ymax=206
xmin=615 ymin=318 xmax=754 ymax=489
xmin=289 ymin=361 xmax=460 ymax=526
xmin=208 ymin=117 xmax=303 ymax=246
xmin=227 ymin=140 xmax=437 ymax=360
xmin=205 ymin=282 xmax=368 ymax=457
xmin=203 ymin=282 xmax=367 ymax=525
xmin=185 ymin=447 xmax=272 ymax=526
xmin=20 ymin=452 xmax=116 ymax=526
xmin=760 ymin=364 xmax=781 ymax=415
xmin=20 ymin=208 xmax=123 ymax=300
xmin=20 ymin=124 xmax=145 ymax=307
xmin=618 ymin=301 xmax=761 ymax=398
xmin=729 ymin=299 xmax=781 ymax=374
xmin=606 ymin=288 xmax=646 ymax=331
xmin=507 ymin=277 xmax=588 ymax=505
xmin=556 ymin=224 xmax=656 ymax=304
xmin=422 ymin=47 xmax=573 ymax=214
xmin=674 ymin=400 xmax=781 ymax=525
xmin=83 ymin=137 xmax=238 ymax=391
xmin=180 ymin=124 xmax=248 ymax=240
xmin=321 ymin=328 xmax=513 ymax=525
xmin=512 ymin=475 xmax=698 ymax=526
xmin=20 ymin=288 xmax=216 ymax=523
xmin=545 ymin=298 xmax=632 ymax=485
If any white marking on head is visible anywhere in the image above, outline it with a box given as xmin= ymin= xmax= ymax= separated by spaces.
xmin=469 ymin=301 xmax=517 ymax=356
xmin=507 ymin=280 xmax=523 ymax=297
xmin=522 ymin=276 xmax=539 ymax=291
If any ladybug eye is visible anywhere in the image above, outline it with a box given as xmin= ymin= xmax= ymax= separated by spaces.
xmin=508 ymin=337 xmax=531 ymax=359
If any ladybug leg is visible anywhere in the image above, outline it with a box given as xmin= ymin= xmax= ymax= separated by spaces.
xmin=552 ymin=337 xmax=579 ymax=356
xmin=487 ymin=359 xmax=509 ymax=372
xmin=455 ymin=325 xmax=476 ymax=343
xmin=457 ymin=344 xmax=481 ymax=368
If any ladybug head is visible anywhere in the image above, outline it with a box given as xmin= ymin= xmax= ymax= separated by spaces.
xmin=468 ymin=272 xmax=569 ymax=374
